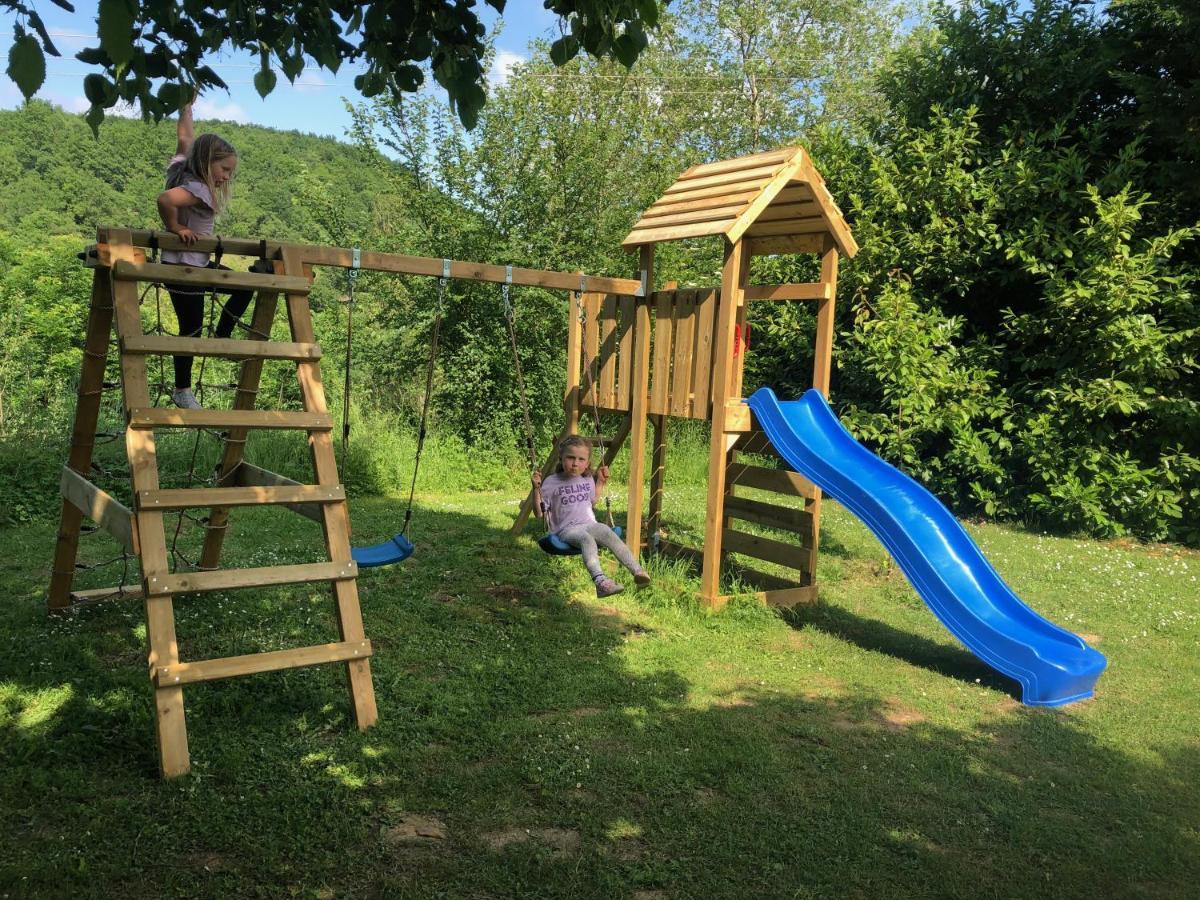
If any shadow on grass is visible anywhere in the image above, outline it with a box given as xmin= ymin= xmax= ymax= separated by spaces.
xmin=1 ymin=499 xmax=1196 ymax=899
xmin=784 ymin=601 xmax=1022 ymax=700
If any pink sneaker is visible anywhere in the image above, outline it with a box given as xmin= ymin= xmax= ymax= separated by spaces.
xmin=595 ymin=576 xmax=623 ymax=598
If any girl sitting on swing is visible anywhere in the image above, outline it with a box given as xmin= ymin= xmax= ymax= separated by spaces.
xmin=532 ymin=435 xmax=651 ymax=597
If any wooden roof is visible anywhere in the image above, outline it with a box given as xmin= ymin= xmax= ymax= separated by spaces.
xmin=621 ymin=146 xmax=858 ymax=257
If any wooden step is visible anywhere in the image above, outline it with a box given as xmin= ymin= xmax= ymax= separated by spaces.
xmin=112 ymin=259 xmax=309 ymax=293
xmin=724 ymin=496 xmax=813 ymax=537
xmin=153 ymin=639 xmax=372 ymax=687
xmin=123 ymin=334 xmax=321 ymax=361
xmin=127 ymin=408 xmax=332 ymax=431
xmin=232 ymin=463 xmax=329 ymax=522
xmin=146 ymin=560 xmax=357 ymax=596
xmin=138 ymin=484 xmax=345 ymax=510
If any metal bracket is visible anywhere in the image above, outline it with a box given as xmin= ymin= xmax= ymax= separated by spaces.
xmin=638 ymin=268 xmax=649 ymax=298
xmin=505 ymin=264 xmax=513 ymax=285
xmin=349 ymin=247 xmax=361 ymax=280
xmin=442 ymin=258 xmax=451 ymax=280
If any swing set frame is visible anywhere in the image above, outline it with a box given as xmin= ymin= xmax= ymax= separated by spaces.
xmin=49 ymin=145 xmax=855 ymax=777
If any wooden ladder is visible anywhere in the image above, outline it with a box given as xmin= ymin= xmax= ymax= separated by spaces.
xmin=48 ymin=228 xmax=377 ymax=778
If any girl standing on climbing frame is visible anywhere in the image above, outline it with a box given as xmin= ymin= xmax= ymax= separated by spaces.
xmin=532 ymin=435 xmax=651 ymax=597
xmin=156 ymin=93 xmax=252 ymax=409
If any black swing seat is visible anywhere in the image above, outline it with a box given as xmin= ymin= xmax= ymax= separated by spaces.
xmin=352 ymin=533 xmax=415 ymax=568
xmin=538 ymin=526 xmax=624 ymax=557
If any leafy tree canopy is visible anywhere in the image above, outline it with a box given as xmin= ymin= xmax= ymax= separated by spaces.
xmin=3 ymin=0 xmax=664 ymax=132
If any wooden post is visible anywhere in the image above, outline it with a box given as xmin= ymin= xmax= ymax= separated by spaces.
xmin=700 ymin=238 xmax=748 ymax=605
xmin=646 ymin=280 xmax=678 ymax=546
xmin=280 ymin=245 xmax=378 ymax=731
xmin=49 ymin=268 xmax=120 ymax=611
xmin=625 ymin=246 xmax=654 ymax=554
xmin=808 ymin=237 xmax=840 ymax=580
xmin=107 ymin=229 xmax=191 ymax=778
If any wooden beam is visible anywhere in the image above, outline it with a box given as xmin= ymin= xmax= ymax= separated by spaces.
xmin=743 ymin=283 xmax=830 ymax=302
xmin=112 ymin=260 xmax=310 ymax=294
xmin=726 ymin=462 xmax=818 ymax=499
xmin=700 ymin=238 xmax=747 ymax=603
xmin=724 ymin=496 xmax=814 ymax=538
xmin=299 ymin=245 xmax=643 ymax=296
xmin=122 ymin=334 xmax=321 ymax=361
xmin=625 ymin=247 xmax=654 ymax=558
xmin=280 ymin=244 xmax=378 ymax=732
xmin=68 ymin=585 xmax=143 ymax=606
xmin=107 ymin=227 xmax=190 ymax=778
xmin=724 ymin=400 xmax=752 ymax=432
xmin=138 ymin=484 xmax=344 ymax=511
xmin=722 ymin=528 xmax=809 ymax=572
xmin=153 ymin=640 xmax=372 ymax=688
xmin=59 ymin=467 xmax=136 ymax=553
xmin=127 ymin=408 xmax=333 ymax=431
xmin=717 ymin=584 xmax=818 ymax=608
xmin=50 ymin=268 xmax=118 ymax=612
xmin=745 ymin=235 xmax=826 ymax=256
xmin=96 ymin=228 xmax=643 ymax=296
xmin=146 ymin=560 xmax=358 ymax=597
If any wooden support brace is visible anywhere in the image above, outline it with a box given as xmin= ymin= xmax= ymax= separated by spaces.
xmin=127 ymin=408 xmax=332 ymax=431
xmin=60 ymin=467 xmax=136 ymax=554
xmin=146 ymin=560 xmax=358 ymax=597
xmin=154 ymin=640 xmax=373 ymax=687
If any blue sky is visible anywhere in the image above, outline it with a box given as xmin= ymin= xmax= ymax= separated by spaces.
xmin=1 ymin=1 xmax=561 ymax=141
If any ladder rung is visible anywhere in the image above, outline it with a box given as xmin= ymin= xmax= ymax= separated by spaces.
xmin=123 ymin=335 xmax=322 ymax=361
xmin=128 ymin=408 xmax=332 ymax=431
xmin=153 ymin=639 xmax=372 ymax=687
xmin=112 ymin=259 xmax=310 ymax=294
xmin=139 ymin=485 xmax=345 ymax=510
xmin=147 ymin=560 xmax=357 ymax=596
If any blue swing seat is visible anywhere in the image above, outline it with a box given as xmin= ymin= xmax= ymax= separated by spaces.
xmin=537 ymin=526 xmax=623 ymax=556
xmin=351 ymin=533 xmax=415 ymax=568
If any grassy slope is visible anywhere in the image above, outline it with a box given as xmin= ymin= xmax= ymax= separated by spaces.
xmin=1 ymin=466 xmax=1197 ymax=898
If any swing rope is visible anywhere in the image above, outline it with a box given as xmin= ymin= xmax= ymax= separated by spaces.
xmin=401 ymin=260 xmax=449 ymax=538
xmin=501 ymin=266 xmax=540 ymax=474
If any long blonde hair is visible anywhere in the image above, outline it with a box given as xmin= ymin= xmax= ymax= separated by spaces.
xmin=184 ymin=133 xmax=236 ymax=215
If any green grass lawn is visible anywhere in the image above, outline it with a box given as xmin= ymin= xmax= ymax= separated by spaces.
xmin=2 ymin=476 xmax=1197 ymax=898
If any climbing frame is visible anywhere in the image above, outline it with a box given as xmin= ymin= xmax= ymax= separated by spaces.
xmin=50 ymin=228 xmax=376 ymax=777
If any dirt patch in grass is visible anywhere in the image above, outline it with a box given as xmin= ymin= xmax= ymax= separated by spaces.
xmin=1077 ymin=633 xmax=1102 ymax=645
xmin=711 ymin=693 xmax=755 ymax=708
xmin=880 ymin=698 xmax=927 ymax=730
xmin=483 ymin=826 xmax=581 ymax=853
xmin=384 ymin=814 xmax=448 ymax=846
xmin=485 ymin=584 xmax=532 ymax=603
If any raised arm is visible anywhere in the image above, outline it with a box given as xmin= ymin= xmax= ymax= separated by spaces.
xmin=175 ymin=95 xmax=195 ymax=157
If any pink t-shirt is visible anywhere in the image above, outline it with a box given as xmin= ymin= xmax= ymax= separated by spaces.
xmin=540 ymin=472 xmax=598 ymax=534
xmin=162 ymin=154 xmax=215 ymax=267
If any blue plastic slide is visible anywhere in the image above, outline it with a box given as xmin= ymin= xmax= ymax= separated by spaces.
xmin=746 ymin=387 xmax=1106 ymax=706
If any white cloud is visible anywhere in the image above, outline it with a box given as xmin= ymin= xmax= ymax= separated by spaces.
xmin=488 ymin=49 xmax=526 ymax=87
xmin=194 ymin=97 xmax=250 ymax=123
xmin=292 ymin=74 xmax=328 ymax=93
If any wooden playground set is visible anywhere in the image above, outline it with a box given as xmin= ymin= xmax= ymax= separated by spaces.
xmin=47 ymin=146 xmax=858 ymax=777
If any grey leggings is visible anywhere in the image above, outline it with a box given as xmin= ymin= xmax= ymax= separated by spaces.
xmin=558 ymin=522 xmax=641 ymax=581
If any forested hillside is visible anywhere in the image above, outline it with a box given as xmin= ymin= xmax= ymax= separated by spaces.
xmin=1 ymin=0 xmax=1197 ymax=544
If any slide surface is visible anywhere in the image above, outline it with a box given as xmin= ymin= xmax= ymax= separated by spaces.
xmin=746 ymin=387 xmax=1106 ymax=706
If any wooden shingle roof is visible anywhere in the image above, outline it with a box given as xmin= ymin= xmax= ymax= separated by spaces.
xmin=621 ymin=146 xmax=857 ymax=257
